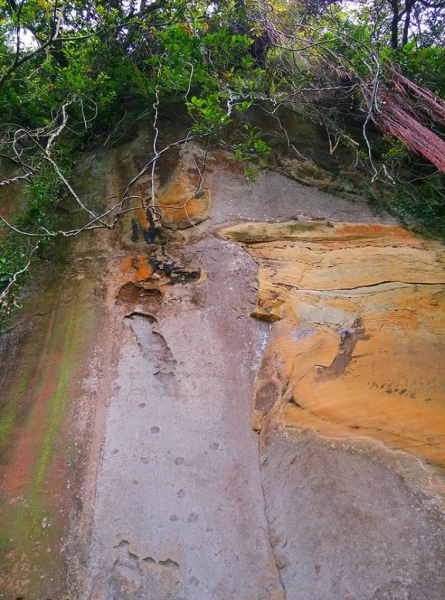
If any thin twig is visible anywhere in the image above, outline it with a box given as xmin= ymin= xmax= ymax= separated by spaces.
xmin=0 ymin=241 xmax=40 ymax=304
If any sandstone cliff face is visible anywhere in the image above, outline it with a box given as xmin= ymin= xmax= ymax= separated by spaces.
xmin=1 ymin=118 xmax=444 ymax=600
xmin=221 ymin=221 xmax=445 ymax=472
xmin=221 ymin=220 xmax=445 ymax=599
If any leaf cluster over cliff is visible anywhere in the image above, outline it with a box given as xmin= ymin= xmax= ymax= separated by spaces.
xmin=1 ymin=0 xmax=445 ymax=327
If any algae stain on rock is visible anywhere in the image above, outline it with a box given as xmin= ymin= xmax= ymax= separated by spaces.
xmin=0 ymin=273 xmax=100 ymax=597
xmin=0 ymin=351 xmax=37 ymax=452
xmin=34 ymin=291 xmax=84 ymax=487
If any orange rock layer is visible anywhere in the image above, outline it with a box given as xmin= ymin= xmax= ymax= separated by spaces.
xmin=156 ymin=154 xmax=211 ymax=230
xmin=221 ymin=221 xmax=445 ymax=471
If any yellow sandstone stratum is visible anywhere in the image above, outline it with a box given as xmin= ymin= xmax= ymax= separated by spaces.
xmin=221 ymin=221 xmax=445 ymax=472
xmin=157 ymin=153 xmax=212 ymax=230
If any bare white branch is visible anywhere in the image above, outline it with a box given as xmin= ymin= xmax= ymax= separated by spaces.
xmin=0 ymin=241 xmax=40 ymax=305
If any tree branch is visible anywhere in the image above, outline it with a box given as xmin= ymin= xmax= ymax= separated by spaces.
xmin=0 ymin=240 xmax=40 ymax=306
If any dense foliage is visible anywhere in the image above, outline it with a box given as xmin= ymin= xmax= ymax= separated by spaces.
xmin=1 ymin=0 xmax=444 ymax=327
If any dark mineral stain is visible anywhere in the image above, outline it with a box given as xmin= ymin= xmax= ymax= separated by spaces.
xmin=147 ymin=257 xmax=201 ymax=285
xmin=316 ymin=321 xmax=369 ymax=382
xmin=289 ymin=396 xmax=303 ymax=408
xmin=131 ymin=211 xmax=167 ymax=245
xmin=131 ymin=218 xmax=140 ymax=243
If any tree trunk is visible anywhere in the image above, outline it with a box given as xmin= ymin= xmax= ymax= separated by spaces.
xmin=402 ymin=0 xmax=413 ymax=46
xmin=389 ymin=0 xmax=400 ymax=49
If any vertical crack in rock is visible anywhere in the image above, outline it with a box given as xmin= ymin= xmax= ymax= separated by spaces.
xmin=257 ymin=437 xmax=288 ymax=600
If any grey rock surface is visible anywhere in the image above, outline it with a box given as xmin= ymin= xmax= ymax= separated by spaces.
xmin=85 ymin=240 xmax=284 ymax=599
xmin=260 ymin=425 xmax=445 ymax=600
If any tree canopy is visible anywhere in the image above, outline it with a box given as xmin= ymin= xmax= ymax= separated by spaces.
xmin=1 ymin=0 xmax=445 ymax=327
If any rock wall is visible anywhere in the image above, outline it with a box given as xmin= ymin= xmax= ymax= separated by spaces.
xmin=222 ymin=220 xmax=445 ymax=599
xmin=1 ymin=117 xmax=444 ymax=600
xmin=221 ymin=221 xmax=445 ymax=469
